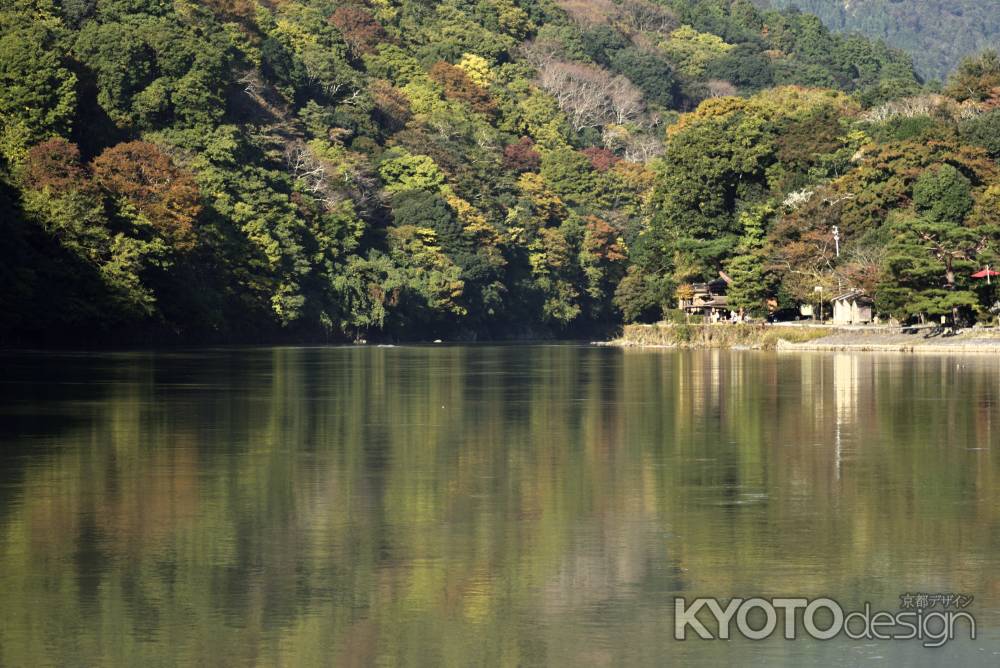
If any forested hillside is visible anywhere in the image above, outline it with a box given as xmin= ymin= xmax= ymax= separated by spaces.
xmin=1 ymin=0 xmax=999 ymax=343
xmin=766 ymin=0 xmax=1000 ymax=81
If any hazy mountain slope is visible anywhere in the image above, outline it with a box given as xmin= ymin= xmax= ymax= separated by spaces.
xmin=766 ymin=0 xmax=1000 ymax=79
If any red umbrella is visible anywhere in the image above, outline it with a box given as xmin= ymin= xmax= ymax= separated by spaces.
xmin=972 ymin=267 xmax=999 ymax=285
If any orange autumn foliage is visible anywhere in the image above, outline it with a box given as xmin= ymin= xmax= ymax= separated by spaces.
xmin=428 ymin=61 xmax=497 ymax=117
xmin=92 ymin=141 xmax=202 ymax=251
xmin=23 ymin=138 xmax=92 ymax=193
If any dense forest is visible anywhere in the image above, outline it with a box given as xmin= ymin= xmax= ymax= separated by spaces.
xmin=765 ymin=0 xmax=1000 ymax=81
xmin=1 ymin=0 xmax=999 ymax=343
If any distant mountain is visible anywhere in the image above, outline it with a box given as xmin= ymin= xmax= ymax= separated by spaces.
xmin=766 ymin=0 xmax=1000 ymax=80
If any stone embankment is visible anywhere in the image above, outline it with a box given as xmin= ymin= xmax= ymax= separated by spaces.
xmin=611 ymin=322 xmax=1000 ymax=353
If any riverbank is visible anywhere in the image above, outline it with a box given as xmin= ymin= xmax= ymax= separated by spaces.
xmin=610 ymin=322 xmax=1000 ymax=353
xmin=777 ymin=329 xmax=1000 ymax=354
xmin=609 ymin=323 xmax=834 ymax=350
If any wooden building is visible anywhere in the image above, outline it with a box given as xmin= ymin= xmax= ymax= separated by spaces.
xmin=678 ymin=274 xmax=732 ymax=319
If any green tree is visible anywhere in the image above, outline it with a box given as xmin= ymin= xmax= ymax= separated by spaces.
xmin=724 ymin=204 xmax=773 ymax=316
xmin=0 ymin=20 xmax=76 ymax=163
xmin=880 ymin=165 xmax=993 ymax=322
xmin=609 ymin=47 xmax=678 ymax=108
xmin=73 ymin=21 xmax=156 ymax=125
xmin=378 ymin=150 xmax=446 ymax=193
xmin=539 ymin=147 xmax=595 ymax=207
xmin=385 ymin=225 xmax=467 ymax=330
xmin=19 ymin=138 xmax=166 ymax=318
xmin=960 ymin=110 xmax=1000 ymax=160
xmin=703 ymin=45 xmax=773 ymax=91
xmin=390 ymin=190 xmax=462 ymax=251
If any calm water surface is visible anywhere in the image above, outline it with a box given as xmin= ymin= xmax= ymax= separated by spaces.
xmin=1 ymin=345 xmax=999 ymax=666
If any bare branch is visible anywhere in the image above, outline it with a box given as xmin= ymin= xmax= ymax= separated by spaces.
xmin=536 ymin=59 xmax=645 ymax=131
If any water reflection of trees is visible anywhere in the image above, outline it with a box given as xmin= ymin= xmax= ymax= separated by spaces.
xmin=0 ymin=348 xmax=998 ymax=665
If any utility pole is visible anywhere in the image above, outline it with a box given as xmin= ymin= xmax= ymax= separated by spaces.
xmin=832 ymin=226 xmax=840 ymax=258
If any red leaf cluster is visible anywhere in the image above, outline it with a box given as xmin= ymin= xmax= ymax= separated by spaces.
xmin=330 ymin=6 xmax=386 ymax=55
xmin=582 ymin=147 xmax=620 ymax=173
xmin=503 ymin=137 xmax=541 ymax=173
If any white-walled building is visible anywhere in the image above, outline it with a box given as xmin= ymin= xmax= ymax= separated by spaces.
xmin=832 ymin=291 xmax=874 ymax=325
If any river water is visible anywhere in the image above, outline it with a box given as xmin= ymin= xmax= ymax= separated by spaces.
xmin=1 ymin=345 xmax=998 ymax=666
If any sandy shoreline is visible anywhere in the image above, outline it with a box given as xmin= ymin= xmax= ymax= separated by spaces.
xmin=776 ymin=331 xmax=1000 ymax=354
xmin=609 ymin=322 xmax=1000 ymax=354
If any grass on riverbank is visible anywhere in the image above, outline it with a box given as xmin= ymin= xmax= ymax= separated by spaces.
xmin=615 ymin=323 xmax=835 ymax=350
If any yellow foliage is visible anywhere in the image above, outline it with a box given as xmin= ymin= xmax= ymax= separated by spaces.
xmin=491 ymin=0 xmax=533 ymax=39
xmin=970 ymin=184 xmax=1000 ymax=227
xmin=443 ymin=189 xmax=488 ymax=228
xmin=369 ymin=0 xmax=398 ymax=22
xmin=274 ymin=17 xmax=320 ymax=48
xmin=517 ymin=172 xmax=567 ymax=224
xmin=661 ymin=25 xmax=734 ymax=78
xmin=401 ymin=78 xmax=447 ymax=116
xmin=610 ymin=160 xmax=655 ymax=192
xmin=675 ymin=283 xmax=695 ymax=300
xmin=442 ymin=188 xmax=507 ymax=268
xmin=456 ymin=53 xmax=493 ymax=87
xmin=668 ymin=86 xmax=860 ymax=137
